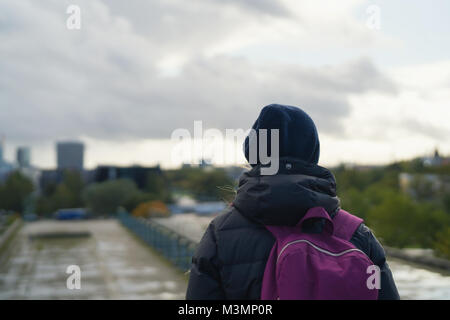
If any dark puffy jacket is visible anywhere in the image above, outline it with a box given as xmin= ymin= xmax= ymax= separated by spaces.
xmin=186 ymin=158 xmax=400 ymax=300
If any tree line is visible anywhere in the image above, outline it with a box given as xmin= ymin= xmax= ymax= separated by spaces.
xmin=0 ymin=160 xmax=448 ymax=258
xmin=333 ymin=160 xmax=450 ymax=259
xmin=0 ymin=166 xmax=234 ymax=216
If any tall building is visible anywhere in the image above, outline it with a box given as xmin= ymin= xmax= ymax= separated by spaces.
xmin=0 ymin=137 xmax=4 ymax=164
xmin=57 ymin=141 xmax=84 ymax=171
xmin=17 ymin=147 xmax=31 ymax=168
xmin=0 ymin=137 xmax=15 ymax=183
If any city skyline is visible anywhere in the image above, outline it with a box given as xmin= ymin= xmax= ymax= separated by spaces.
xmin=0 ymin=136 xmax=446 ymax=171
xmin=1 ymin=1 xmax=449 ymax=169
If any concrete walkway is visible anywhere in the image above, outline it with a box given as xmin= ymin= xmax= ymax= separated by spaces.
xmin=0 ymin=220 xmax=187 ymax=299
xmin=1 ymin=217 xmax=449 ymax=300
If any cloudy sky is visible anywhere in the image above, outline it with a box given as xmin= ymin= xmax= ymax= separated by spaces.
xmin=1 ymin=0 xmax=449 ymax=169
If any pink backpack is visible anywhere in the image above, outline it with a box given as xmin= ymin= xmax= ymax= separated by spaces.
xmin=261 ymin=207 xmax=379 ymax=300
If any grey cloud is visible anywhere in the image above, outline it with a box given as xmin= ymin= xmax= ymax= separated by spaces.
xmin=346 ymin=116 xmax=450 ymax=142
xmin=401 ymin=118 xmax=450 ymax=140
xmin=208 ymin=0 xmax=290 ymax=16
xmin=0 ymin=0 xmax=398 ymax=146
xmin=99 ymin=0 xmax=264 ymax=56
xmin=2 ymin=54 xmax=396 ymax=142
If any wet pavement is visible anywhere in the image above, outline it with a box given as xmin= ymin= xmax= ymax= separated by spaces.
xmin=0 ymin=220 xmax=187 ymax=299
xmin=388 ymin=258 xmax=450 ymax=300
xmin=0 ymin=217 xmax=449 ymax=300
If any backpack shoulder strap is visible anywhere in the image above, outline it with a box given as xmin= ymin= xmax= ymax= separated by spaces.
xmin=332 ymin=209 xmax=363 ymax=241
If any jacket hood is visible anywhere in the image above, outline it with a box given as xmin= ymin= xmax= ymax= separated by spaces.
xmin=233 ymin=158 xmax=340 ymax=226
xmin=244 ymin=104 xmax=320 ymax=166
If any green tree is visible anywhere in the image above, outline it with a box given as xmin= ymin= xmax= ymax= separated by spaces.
xmin=35 ymin=170 xmax=85 ymax=216
xmin=409 ymin=175 xmax=435 ymax=200
xmin=0 ymin=171 xmax=34 ymax=213
xmin=338 ymin=187 xmax=370 ymax=219
xmin=188 ymin=169 xmax=234 ymax=200
xmin=434 ymin=227 xmax=450 ymax=259
xmin=335 ymin=161 xmax=450 ymax=252
xmin=166 ymin=167 xmax=234 ymax=200
xmin=366 ymin=191 xmax=449 ymax=248
xmin=50 ymin=184 xmax=77 ymax=210
xmin=442 ymin=192 xmax=450 ymax=213
xmin=145 ymin=172 xmax=171 ymax=202
xmin=61 ymin=170 xmax=85 ymax=207
xmin=83 ymin=179 xmax=141 ymax=215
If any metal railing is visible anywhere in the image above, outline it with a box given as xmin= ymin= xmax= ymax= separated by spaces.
xmin=118 ymin=212 xmax=198 ymax=272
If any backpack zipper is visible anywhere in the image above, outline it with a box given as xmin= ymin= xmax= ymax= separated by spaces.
xmin=277 ymin=239 xmax=366 ymax=263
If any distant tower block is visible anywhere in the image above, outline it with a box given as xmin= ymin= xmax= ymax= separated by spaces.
xmin=17 ymin=147 xmax=31 ymax=168
xmin=57 ymin=141 xmax=84 ymax=171
xmin=0 ymin=135 xmax=4 ymax=164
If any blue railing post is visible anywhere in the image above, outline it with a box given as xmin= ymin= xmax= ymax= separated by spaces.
xmin=118 ymin=212 xmax=197 ymax=272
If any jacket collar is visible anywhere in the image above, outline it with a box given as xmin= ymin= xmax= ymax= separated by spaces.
xmin=233 ymin=158 xmax=340 ymax=226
